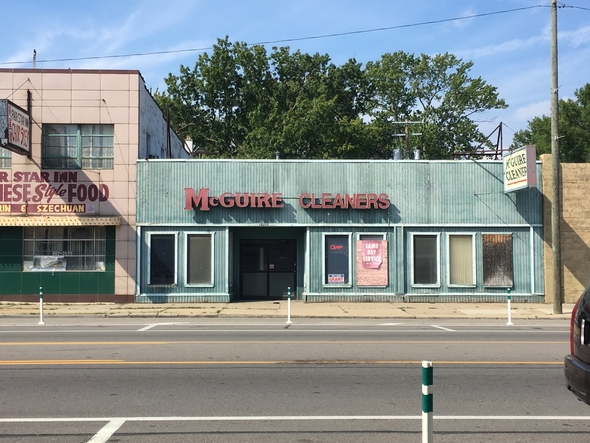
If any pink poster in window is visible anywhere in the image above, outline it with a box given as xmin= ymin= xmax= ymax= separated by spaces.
xmin=361 ymin=240 xmax=382 ymax=269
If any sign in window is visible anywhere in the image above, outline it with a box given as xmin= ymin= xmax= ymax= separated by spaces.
xmin=324 ymin=235 xmax=350 ymax=285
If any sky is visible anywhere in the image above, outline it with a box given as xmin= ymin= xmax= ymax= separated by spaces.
xmin=2 ymin=0 xmax=589 ymax=148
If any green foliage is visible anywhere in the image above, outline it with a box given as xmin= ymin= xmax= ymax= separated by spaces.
xmin=512 ymin=83 xmax=590 ymax=162
xmin=155 ymin=38 xmax=507 ymax=160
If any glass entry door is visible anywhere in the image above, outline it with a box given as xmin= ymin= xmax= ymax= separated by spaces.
xmin=240 ymin=239 xmax=297 ymax=300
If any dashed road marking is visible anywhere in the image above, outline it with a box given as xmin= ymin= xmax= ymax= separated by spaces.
xmin=87 ymin=418 xmax=125 ymax=443
xmin=431 ymin=325 xmax=456 ymax=332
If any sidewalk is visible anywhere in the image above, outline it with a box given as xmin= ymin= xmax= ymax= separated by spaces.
xmin=0 ymin=300 xmax=574 ymax=320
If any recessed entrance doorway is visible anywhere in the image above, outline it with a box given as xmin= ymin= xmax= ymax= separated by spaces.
xmin=239 ymin=239 xmax=297 ymax=300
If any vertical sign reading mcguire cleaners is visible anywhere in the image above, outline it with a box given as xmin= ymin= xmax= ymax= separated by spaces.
xmin=503 ymin=145 xmax=537 ymax=193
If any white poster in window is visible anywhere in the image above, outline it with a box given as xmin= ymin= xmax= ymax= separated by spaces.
xmin=327 ymin=274 xmax=345 ymax=284
xmin=361 ymin=240 xmax=382 ymax=269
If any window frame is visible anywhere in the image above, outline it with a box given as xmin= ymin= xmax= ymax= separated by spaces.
xmin=482 ymin=232 xmax=514 ymax=288
xmin=22 ymin=226 xmax=106 ymax=272
xmin=147 ymin=231 xmax=178 ymax=286
xmin=322 ymin=232 xmax=353 ymax=288
xmin=0 ymin=146 xmax=11 ymax=168
xmin=42 ymin=124 xmax=114 ymax=170
xmin=358 ymin=232 xmax=387 ymax=241
xmin=446 ymin=233 xmax=476 ymax=287
xmin=184 ymin=232 xmax=215 ymax=287
xmin=410 ymin=232 xmax=441 ymax=288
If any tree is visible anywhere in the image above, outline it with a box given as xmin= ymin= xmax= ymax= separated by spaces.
xmin=365 ymin=52 xmax=507 ymax=159
xmin=155 ymin=38 xmax=507 ymax=160
xmin=155 ymin=37 xmax=370 ymax=159
xmin=513 ymin=83 xmax=590 ymax=162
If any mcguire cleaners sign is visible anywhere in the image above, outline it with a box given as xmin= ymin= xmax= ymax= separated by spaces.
xmin=503 ymin=145 xmax=537 ymax=193
xmin=184 ymin=188 xmax=390 ymax=211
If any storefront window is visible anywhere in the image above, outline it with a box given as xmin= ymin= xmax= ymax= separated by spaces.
xmin=482 ymin=234 xmax=513 ymax=287
xmin=186 ymin=233 xmax=213 ymax=285
xmin=448 ymin=234 xmax=475 ymax=286
xmin=412 ymin=234 xmax=440 ymax=286
xmin=148 ymin=233 xmax=177 ymax=285
xmin=324 ymin=234 xmax=351 ymax=286
xmin=23 ymin=226 xmax=106 ymax=272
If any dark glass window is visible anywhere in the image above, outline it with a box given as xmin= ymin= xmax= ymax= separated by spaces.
xmin=413 ymin=235 xmax=438 ymax=285
xmin=149 ymin=234 xmax=176 ymax=285
xmin=325 ymin=235 xmax=350 ymax=285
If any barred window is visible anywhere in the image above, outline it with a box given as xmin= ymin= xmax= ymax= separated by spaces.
xmin=0 ymin=147 xmax=11 ymax=168
xmin=23 ymin=226 xmax=106 ymax=272
xmin=42 ymin=124 xmax=114 ymax=169
xmin=482 ymin=234 xmax=513 ymax=287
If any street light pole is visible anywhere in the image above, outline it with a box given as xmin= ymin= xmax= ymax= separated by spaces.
xmin=551 ymin=0 xmax=563 ymax=314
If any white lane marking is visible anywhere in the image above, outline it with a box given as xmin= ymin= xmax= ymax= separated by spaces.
xmin=2 ymin=415 xmax=590 ymax=423
xmin=378 ymin=323 xmax=403 ymax=326
xmin=431 ymin=325 xmax=455 ymax=332
xmin=87 ymin=419 xmax=125 ymax=443
xmin=137 ymin=323 xmax=188 ymax=332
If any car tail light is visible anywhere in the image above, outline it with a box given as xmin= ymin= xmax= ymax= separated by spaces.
xmin=571 ymin=297 xmax=582 ymax=355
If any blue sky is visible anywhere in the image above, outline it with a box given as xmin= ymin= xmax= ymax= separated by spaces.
xmin=2 ymin=0 xmax=589 ymax=147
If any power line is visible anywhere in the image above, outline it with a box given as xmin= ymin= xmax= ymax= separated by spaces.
xmin=0 ymin=4 xmax=567 ymax=67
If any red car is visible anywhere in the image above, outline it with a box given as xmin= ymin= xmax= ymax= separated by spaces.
xmin=564 ymin=283 xmax=590 ymax=405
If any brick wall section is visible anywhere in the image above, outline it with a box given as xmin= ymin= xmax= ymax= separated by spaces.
xmin=541 ymin=154 xmax=590 ymax=303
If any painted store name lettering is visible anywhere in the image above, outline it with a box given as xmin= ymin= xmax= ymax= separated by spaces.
xmin=0 ymin=171 xmax=109 ymax=204
xmin=299 ymin=193 xmax=390 ymax=210
xmin=184 ymin=188 xmax=390 ymax=211
xmin=184 ymin=188 xmax=284 ymax=211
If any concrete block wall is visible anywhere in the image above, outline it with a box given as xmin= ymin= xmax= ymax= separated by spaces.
xmin=542 ymin=154 xmax=590 ymax=303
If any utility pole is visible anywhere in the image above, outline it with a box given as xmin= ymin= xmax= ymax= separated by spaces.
xmin=551 ymin=0 xmax=563 ymax=314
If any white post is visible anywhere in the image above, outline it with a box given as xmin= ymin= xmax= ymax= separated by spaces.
xmin=506 ymin=288 xmax=514 ymax=326
xmin=422 ymin=361 xmax=433 ymax=443
xmin=286 ymin=286 xmax=293 ymax=325
xmin=38 ymin=286 xmax=45 ymax=326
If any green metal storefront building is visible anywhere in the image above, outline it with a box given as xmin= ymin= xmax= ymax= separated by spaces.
xmin=136 ymin=159 xmax=544 ymax=303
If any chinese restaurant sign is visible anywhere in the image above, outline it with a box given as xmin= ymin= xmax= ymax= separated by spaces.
xmin=0 ymin=171 xmax=109 ymax=214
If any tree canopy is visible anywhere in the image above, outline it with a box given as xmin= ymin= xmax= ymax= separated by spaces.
xmin=155 ymin=37 xmax=507 ymax=160
xmin=512 ymin=83 xmax=590 ymax=162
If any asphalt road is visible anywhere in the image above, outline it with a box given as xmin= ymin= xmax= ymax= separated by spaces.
xmin=0 ymin=318 xmax=588 ymax=442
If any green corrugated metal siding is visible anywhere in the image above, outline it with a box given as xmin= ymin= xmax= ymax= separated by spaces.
xmin=137 ymin=160 xmax=542 ymax=227
xmin=137 ymin=226 xmax=230 ymax=302
xmin=137 ymin=159 xmax=543 ymax=303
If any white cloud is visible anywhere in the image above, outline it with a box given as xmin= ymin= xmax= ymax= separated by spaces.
xmin=459 ymin=34 xmax=546 ymax=59
xmin=512 ymin=100 xmax=550 ymax=123
xmin=561 ymin=26 xmax=590 ymax=48
xmin=453 ymin=8 xmax=476 ymax=29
